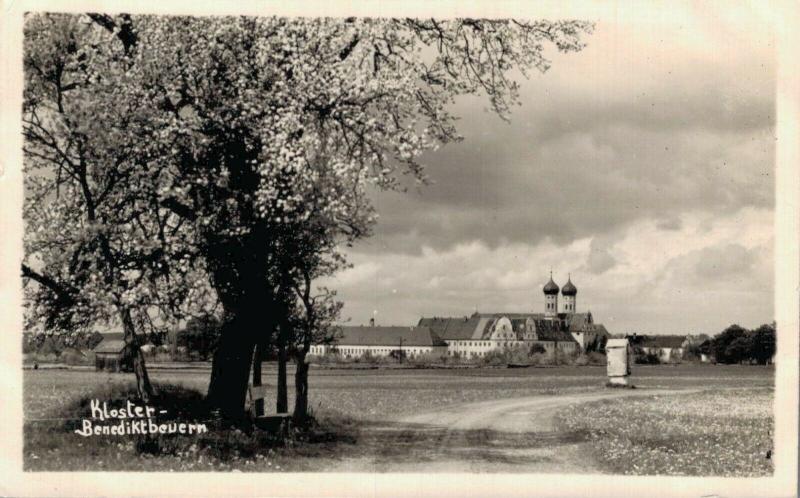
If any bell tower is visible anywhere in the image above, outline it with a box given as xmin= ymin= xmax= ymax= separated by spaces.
xmin=543 ymin=272 xmax=559 ymax=318
xmin=562 ymin=274 xmax=577 ymax=314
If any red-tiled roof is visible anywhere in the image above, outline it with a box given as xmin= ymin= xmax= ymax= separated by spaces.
xmin=94 ymin=340 xmax=127 ymax=354
xmin=418 ymin=316 xmax=484 ymax=340
xmin=565 ymin=312 xmax=593 ymax=331
xmin=531 ymin=319 xmax=577 ymax=342
xmin=98 ymin=332 xmax=126 ymax=342
xmin=419 ymin=313 xmax=579 ymax=343
xmin=334 ymin=326 xmax=446 ymax=347
xmin=592 ymin=324 xmax=610 ymax=337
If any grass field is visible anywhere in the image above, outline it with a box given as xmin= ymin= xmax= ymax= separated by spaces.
xmin=555 ymin=388 xmax=774 ymax=476
xmin=23 ymin=363 xmax=774 ymax=473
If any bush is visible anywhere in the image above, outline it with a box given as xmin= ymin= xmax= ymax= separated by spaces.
xmin=38 ymin=337 xmax=61 ymax=357
xmin=61 ymin=349 xmax=93 ymax=366
xmin=568 ymin=352 xmax=605 ymax=366
xmin=508 ymin=345 xmax=533 ymax=364
xmin=310 ymin=353 xmax=325 ymax=364
xmin=312 ymin=350 xmax=355 ymax=365
xmin=529 ymin=352 xmax=551 ymax=366
xmin=388 ymin=349 xmax=407 ymax=362
xmin=25 ymin=379 xmax=355 ymax=471
xmin=354 ymin=351 xmax=375 ymax=364
xmin=151 ymin=351 xmax=174 ymax=363
xmin=635 ymin=352 xmax=661 ymax=365
xmin=562 ymin=349 xmax=582 ymax=366
xmin=408 ymin=351 xmax=447 ymax=366
xmin=142 ymin=345 xmax=176 ymax=363
xmin=586 ymin=352 xmax=606 ymax=365
xmin=530 ymin=343 xmax=547 ymax=355
xmin=311 ymin=350 xmax=400 ymax=365
xmin=711 ymin=324 xmax=750 ymax=364
xmin=23 ymin=331 xmax=105 ymax=357
xmin=33 ymin=352 xmax=59 ymax=364
xmin=481 ymin=349 xmax=509 ymax=366
xmin=478 ymin=345 xmax=538 ymax=367
xmin=176 ymin=314 xmax=222 ymax=361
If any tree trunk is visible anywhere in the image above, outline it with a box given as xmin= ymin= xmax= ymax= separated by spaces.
xmin=293 ymin=351 xmax=310 ymax=422
xmin=277 ymin=340 xmax=288 ymax=413
xmin=203 ymin=220 xmax=274 ymax=420
xmin=207 ymin=315 xmax=259 ymax=421
xmin=171 ymin=327 xmax=178 ymax=360
xmin=252 ymin=340 xmax=264 ymax=417
xmin=132 ymin=348 xmax=155 ymax=402
xmin=120 ymin=307 xmax=155 ymax=402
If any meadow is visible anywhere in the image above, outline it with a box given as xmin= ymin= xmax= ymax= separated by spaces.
xmin=23 ymin=363 xmax=774 ymax=473
xmin=555 ymin=388 xmax=774 ymax=476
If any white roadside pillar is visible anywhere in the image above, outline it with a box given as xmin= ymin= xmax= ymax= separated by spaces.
xmin=606 ymin=338 xmax=632 ymax=386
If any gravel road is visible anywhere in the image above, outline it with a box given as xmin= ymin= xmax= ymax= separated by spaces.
xmin=328 ymin=388 xmax=694 ymax=473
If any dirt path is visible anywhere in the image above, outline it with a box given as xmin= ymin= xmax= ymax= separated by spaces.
xmin=327 ymin=388 xmax=695 ymax=473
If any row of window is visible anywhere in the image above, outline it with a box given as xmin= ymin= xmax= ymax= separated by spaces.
xmin=494 ymin=332 xmax=515 ymax=339
xmin=447 ymin=347 xmax=570 ymax=357
xmin=449 ymin=351 xmax=488 ymax=357
xmin=313 ymin=342 xmax=574 ymax=353
xmin=335 ymin=347 xmax=428 ymax=355
xmin=547 ymin=302 xmax=576 ymax=311
xmin=453 ymin=340 xmax=523 ymax=348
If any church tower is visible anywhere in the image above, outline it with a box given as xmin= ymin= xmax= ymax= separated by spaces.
xmin=543 ymin=272 xmax=559 ymax=318
xmin=561 ymin=274 xmax=577 ymax=314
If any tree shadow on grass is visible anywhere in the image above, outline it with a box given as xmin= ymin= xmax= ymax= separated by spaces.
xmin=344 ymin=420 xmax=593 ymax=470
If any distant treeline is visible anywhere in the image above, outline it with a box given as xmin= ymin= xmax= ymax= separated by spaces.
xmin=696 ymin=322 xmax=775 ymax=365
xmin=23 ymin=331 xmax=104 ymax=355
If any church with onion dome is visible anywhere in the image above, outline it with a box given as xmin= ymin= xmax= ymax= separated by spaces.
xmin=417 ymin=273 xmax=610 ymax=359
xmin=311 ymin=273 xmax=610 ymax=361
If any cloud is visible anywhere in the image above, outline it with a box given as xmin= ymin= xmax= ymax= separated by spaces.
xmin=657 ymin=243 xmax=764 ymax=290
xmin=329 ymin=10 xmax=775 ymax=336
xmin=356 ymin=17 xmax=775 ymax=256
xmin=330 ymin=208 xmax=774 ymax=335
xmin=333 ymin=261 xmax=380 ymax=287
xmin=585 ymin=238 xmax=617 ymax=274
xmin=363 ymin=121 xmax=774 ymax=255
xmin=656 ymin=217 xmax=683 ymax=231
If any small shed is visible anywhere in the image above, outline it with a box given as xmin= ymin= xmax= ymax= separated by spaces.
xmin=94 ymin=340 xmax=130 ymax=372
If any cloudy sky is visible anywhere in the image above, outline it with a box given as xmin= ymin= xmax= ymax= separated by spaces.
xmin=327 ymin=7 xmax=775 ymax=335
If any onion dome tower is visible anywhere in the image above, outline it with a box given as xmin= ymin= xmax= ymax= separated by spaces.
xmin=543 ymin=272 xmax=559 ymax=318
xmin=561 ymin=274 xmax=577 ymax=314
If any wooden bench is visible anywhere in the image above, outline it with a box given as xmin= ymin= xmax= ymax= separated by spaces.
xmin=248 ymin=384 xmax=290 ymax=431
xmin=248 ymin=384 xmax=269 ymax=417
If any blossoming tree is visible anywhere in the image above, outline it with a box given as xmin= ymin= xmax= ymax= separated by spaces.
xmin=23 ymin=13 xmax=592 ymax=419
xmin=22 ymin=14 xmax=214 ymax=400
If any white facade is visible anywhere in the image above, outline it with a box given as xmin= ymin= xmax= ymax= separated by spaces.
xmin=544 ymin=293 xmax=558 ymax=318
xmin=309 ymin=343 xmax=447 ymax=358
xmin=570 ymin=331 xmax=586 ymax=350
xmin=641 ymin=346 xmax=684 ymax=362
xmin=444 ymin=338 xmax=576 ymax=359
xmin=309 ymin=274 xmax=599 ymax=361
xmin=562 ymin=294 xmax=576 ymax=313
xmin=310 ymin=337 xmax=577 ymax=360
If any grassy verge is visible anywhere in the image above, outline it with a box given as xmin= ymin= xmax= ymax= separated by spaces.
xmin=24 ymin=381 xmax=356 ymax=471
xmin=554 ymin=388 xmax=774 ymax=476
